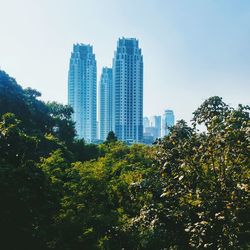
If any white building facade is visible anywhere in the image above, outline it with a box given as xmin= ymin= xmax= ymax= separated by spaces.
xmin=162 ymin=110 xmax=175 ymax=136
xmin=149 ymin=115 xmax=161 ymax=138
xmin=68 ymin=44 xmax=97 ymax=142
xmin=112 ymin=38 xmax=143 ymax=143
xmin=99 ymin=67 xmax=113 ymax=141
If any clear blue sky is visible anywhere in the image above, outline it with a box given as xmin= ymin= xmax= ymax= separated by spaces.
xmin=1 ymin=0 xmax=249 ymax=122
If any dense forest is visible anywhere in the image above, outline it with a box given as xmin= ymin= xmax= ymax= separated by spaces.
xmin=0 ymin=70 xmax=249 ymax=250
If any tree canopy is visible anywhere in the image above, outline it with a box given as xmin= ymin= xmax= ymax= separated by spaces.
xmin=0 ymin=70 xmax=249 ymax=250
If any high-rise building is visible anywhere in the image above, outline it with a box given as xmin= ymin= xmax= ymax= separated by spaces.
xmin=99 ymin=67 xmax=113 ymax=141
xmin=112 ymin=37 xmax=143 ymax=143
xmin=149 ymin=115 xmax=161 ymax=138
xmin=143 ymin=117 xmax=150 ymax=133
xmin=162 ymin=110 xmax=175 ymax=136
xmin=68 ymin=44 xmax=97 ymax=142
xmin=145 ymin=126 xmax=158 ymax=140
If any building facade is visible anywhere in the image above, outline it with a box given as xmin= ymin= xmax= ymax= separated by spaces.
xmin=68 ymin=44 xmax=97 ymax=142
xmin=99 ymin=67 xmax=113 ymax=141
xmin=112 ymin=38 xmax=143 ymax=143
xmin=149 ymin=115 xmax=161 ymax=138
xmin=162 ymin=109 xmax=175 ymax=136
xmin=143 ymin=117 xmax=150 ymax=133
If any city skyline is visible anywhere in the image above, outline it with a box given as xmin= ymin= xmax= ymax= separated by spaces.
xmin=69 ymin=38 xmax=144 ymax=143
xmin=143 ymin=112 xmax=175 ymax=143
xmin=1 ymin=0 xmax=249 ymax=124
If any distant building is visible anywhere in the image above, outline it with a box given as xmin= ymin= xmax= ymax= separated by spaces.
xmin=143 ymin=117 xmax=150 ymax=133
xmin=162 ymin=109 xmax=175 ymax=136
xmin=99 ymin=67 xmax=113 ymax=141
xmin=149 ymin=115 xmax=161 ymax=138
xmin=112 ymin=37 xmax=143 ymax=143
xmin=145 ymin=126 xmax=158 ymax=140
xmin=143 ymin=133 xmax=154 ymax=145
xmin=68 ymin=44 xmax=97 ymax=142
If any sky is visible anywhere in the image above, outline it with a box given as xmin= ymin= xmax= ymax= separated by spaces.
xmin=0 ymin=0 xmax=249 ymax=123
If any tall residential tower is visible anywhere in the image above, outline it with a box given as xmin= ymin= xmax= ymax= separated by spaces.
xmin=112 ymin=38 xmax=143 ymax=143
xmin=68 ymin=44 xmax=97 ymax=142
xmin=99 ymin=67 xmax=113 ymax=141
xmin=149 ymin=115 xmax=162 ymax=138
xmin=162 ymin=109 xmax=175 ymax=136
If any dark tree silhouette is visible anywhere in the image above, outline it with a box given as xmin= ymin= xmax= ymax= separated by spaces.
xmin=105 ymin=131 xmax=118 ymax=144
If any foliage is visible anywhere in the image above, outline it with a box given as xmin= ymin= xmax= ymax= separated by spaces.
xmin=0 ymin=113 xmax=55 ymax=250
xmin=69 ymin=138 xmax=100 ymax=162
xmin=105 ymin=131 xmax=118 ymax=144
xmin=131 ymin=97 xmax=250 ymax=249
xmin=46 ymin=142 xmax=154 ymax=249
xmin=0 ymin=70 xmax=101 ymax=249
xmin=0 ymin=70 xmax=249 ymax=250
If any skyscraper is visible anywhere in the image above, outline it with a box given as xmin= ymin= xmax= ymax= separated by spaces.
xmin=112 ymin=38 xmax=143 ymax=143
xmin=99 ymin=67 xmax=113 ymax=141
xmin=162 ymin=110 xmax=175 ymax=136
xmin=149 ymin=115 xmax=161 ymax=138
xmin=68 ymin=44 xmax=97 ymax=142
xmin=143 ymin=117 xmax=150 ymax=133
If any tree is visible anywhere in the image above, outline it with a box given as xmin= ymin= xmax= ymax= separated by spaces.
xmin=69 ymin=138 xmax=100 ymax=162
xmin=49 ymin=142 xmax=154 ymax=249
xmin=0 ymin=71 xmax=73 ymax=249
xmin=132 ymin=97 xmax=250 ymax=249
xmin=0 ymin=113 xmax=55 ymax=250
xmin=1 ymin=70 xmax=249 ymax=249
xmin=46 ymin=102 xmax=76 ymax=146
xmin=105 ymin=131 xmax=118 ymax=144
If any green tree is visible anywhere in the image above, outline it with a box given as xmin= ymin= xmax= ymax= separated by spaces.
xmin=46 ymin=102 xmax=76 ymax=146
xmin=132 ymin=97 xmax=250 ymax=249
xmin=0 ymin=113 xmax=55 ymax=250
xmin=105 ymin=131 xmax=118 ymax=144
xmin=50 ymin=142 xmax=154 ymax=249
xmin=69 ymin=139 xmax=100 ymax=162
xmin=1 ymin=69 xmax=249 ymax=250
